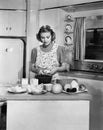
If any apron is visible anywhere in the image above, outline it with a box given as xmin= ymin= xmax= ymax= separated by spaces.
xmin=35 ymin=43 xmax=59 ymax=74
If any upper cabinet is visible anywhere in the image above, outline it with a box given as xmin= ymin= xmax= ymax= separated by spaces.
xmin=40 ymin=0 xmax=58 ymax=9
xmin=58 ymin=0 xmax=102 ymax=7
xmin=0 ymin=0 xmax=26 ymax=36
xmin=40 ymin=0 xmax=102 ymax=9
xmin=0 ymin=11 xmax=26 ymax=36
xmin=39 ymin=9 xmax=67 ymax=45
xmin=0 ymin=0 xmax=26 ymax=10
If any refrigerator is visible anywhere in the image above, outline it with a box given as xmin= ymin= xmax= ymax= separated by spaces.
xmin=0 ymin=38 xmax=24 ymax=85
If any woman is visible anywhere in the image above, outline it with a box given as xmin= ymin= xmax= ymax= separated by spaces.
xmin=30 ymin=25 xmax=68 ymax=79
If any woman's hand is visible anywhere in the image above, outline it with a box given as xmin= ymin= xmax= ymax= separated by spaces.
xmin=48 ymin=67 xmax=58 ymax=75
xmin=31 ymin=64 xmax=47 ymax=75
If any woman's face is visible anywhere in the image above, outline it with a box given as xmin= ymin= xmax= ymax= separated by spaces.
xmin=40 ymin=32 xmax=52 ymax=46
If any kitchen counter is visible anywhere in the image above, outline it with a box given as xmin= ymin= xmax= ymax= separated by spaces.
xmin=0 ymin=86 xmax=91 ymax=130
xmin=0 ymin=86 xmax=91 ymax=101
xmin=59 ymin=71 xmax=103 ymax=80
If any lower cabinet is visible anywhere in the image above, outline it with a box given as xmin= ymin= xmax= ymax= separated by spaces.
xmin=7 ymin=100 xmax=89 ymax=130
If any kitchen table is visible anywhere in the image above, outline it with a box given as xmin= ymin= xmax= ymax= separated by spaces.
xmin=0 ymin=86 xmax=91 ymax=130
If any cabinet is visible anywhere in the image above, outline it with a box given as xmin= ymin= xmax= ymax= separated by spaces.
xmin=40 ymin=0 xmax=101 ymax=9
xmin=7 ymin=100 xmax=89 ymax=130
xmin=58 ymin=0 xmax=102 ymax=7
xmin=0 ymin=11 xmax=26 ymax=36
xmin=39 ymin=9 xmax=65 ymax=45
xmin=40 ymin=0 xmax=58 ymax=9
xmin=0 ymin=0 xmax=26 ymax=10
xmin=0 ymin=39 xmax=24 ymax=84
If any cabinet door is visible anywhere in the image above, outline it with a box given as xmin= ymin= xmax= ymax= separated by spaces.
xmin=58 ymin=0 xmax=101 ymax=6
xmin=39 ymin=9 xmax=67 ymax=45
xmin=40 ymin=0 xmax=58 ymax=9
xmin=0 ymin=11 xmax=26 ymax=36
xmin=7 ymin=101 xmax=89 ymax=130
xmin=8 ymin=11 xmax=26 ymax=36
xmin=39 ymin=9 xmax=60 ymax=43
xmin=0 ymin=39 xmax=24 ymax=84
xmin=39 ymin=9 xmax=58 ymax=31
xmin=0 ymin=11 xmax=8 ymax=36
xmin=0 ymin=0 xmax=26 ymax=9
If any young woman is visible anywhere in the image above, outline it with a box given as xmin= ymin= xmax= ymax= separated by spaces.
xmin=30 ymin=25 xmax=68 ymax=77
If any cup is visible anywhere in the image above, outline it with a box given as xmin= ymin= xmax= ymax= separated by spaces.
xmin=45 ymin=84 xmax=53 ymax=92
xmin=22 ymin=78 xmax=28 ymax=86
xmin=30 ymin=78 xmax=38 ymax=86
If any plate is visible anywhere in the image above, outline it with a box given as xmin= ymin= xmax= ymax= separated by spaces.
xmin=7 ymin=87 xmax=27 ymax=94
xmin=62 ymin=89 xmax=88 ymax=95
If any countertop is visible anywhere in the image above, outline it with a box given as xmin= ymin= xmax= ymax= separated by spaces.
xmin=59 ymin=71 xmax=103 ymax=80
xmin=0 ymin=86 xmax=91 ymax=101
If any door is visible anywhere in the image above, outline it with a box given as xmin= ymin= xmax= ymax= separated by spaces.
xmin=8 ymin=11 xmax=26 ymax=36
xmin=39 ymin=9 xmax=61 ymax=44
xmin=0 ymin=38 xmax=24 ymax=84
xmin=0 ymin=11 xmax=8 ymax=36
xmin=0 ymin=11 xmax=26 ymax=36
xmin=40 ymin=0 xmax=58 ymax=9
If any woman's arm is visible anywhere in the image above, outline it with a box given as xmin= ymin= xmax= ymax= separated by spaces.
xmin=30 ymin=49 xmax=47 ymax=74
xmin=30 ymin=63 xmax=40 ymax=74
xmin=57 ymin=46 xmax=69 ymax=72
xmin=30 ymin=48 xmax=40 ymax=74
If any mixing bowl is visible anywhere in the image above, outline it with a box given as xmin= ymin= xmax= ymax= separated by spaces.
xmin=35 ymin=74 xmax=52 ymax=84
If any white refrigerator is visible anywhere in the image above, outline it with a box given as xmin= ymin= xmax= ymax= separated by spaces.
xmin=0 ymin=38 xmax=24 ymax=85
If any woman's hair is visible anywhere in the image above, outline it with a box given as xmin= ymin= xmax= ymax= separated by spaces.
xmin=36 ymin=25 xmax=56 ymax=42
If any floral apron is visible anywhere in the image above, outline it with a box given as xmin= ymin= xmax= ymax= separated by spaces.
xmin=35 ymin=43 xmax=59 ymax=74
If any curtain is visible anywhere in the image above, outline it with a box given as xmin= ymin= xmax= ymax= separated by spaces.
xmin=73 ymin=17 xmax=85 ymax=60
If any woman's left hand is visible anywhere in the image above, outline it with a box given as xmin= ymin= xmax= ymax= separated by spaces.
xmin=48 ymin=67 xmax=58 ymax=75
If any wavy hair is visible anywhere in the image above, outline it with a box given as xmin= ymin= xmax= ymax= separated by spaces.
xmin=36 ymin=25 xmax=56 ymax=42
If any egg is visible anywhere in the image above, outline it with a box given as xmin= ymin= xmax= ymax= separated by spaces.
xmin=70 ymin=79 xmax=79 ymax=90
xmin=64 ymin=83 xmax=71 ymax=91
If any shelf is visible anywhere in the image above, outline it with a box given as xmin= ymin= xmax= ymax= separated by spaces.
xmin=64 ymin=31 xmax=73 ymax=34
xmin=64 ymin=19 xmax=74 ymax=22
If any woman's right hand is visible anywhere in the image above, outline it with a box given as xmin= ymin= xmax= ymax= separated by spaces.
xmin=37 ymin=66 xmax=49 ymax=75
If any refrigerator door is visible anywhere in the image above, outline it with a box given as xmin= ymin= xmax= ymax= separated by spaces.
xmin=0 ymin=38 xmax=24 ymax=84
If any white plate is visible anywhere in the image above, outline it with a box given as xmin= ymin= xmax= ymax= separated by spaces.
xmin=7 ymin=87 xmax=27 ymax=94
xmin=62 ymin=89 xmax=88 ymax=95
